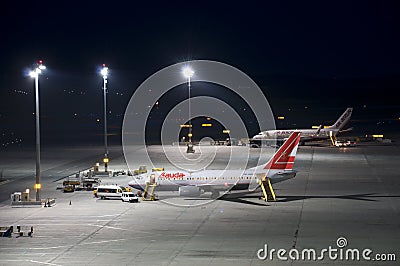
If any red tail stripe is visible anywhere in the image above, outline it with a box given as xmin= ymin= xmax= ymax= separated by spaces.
xmin=270 ymin=165 xmax=295 ymax=170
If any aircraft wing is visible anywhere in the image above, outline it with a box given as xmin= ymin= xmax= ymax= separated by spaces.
xmin=195 ymin=178 xmax=241 ymax=192
xmin=338 ymin=127 xmax=353 ymax=134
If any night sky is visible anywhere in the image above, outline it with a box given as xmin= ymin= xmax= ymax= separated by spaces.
xmin=1 ymin=1 xmax=400 ymax=147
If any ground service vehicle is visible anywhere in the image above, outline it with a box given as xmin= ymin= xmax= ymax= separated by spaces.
xmin=335 ymin=139 xmax=356 ymax=147
xmin=96 ymin=185 xmax=123 ymax=200
xmin=121 ymin=192 xmax=139 ymax=203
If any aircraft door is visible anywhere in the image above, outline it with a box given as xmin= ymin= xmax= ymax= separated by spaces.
xmin=149 ymin=173 xmax=159 ymax=185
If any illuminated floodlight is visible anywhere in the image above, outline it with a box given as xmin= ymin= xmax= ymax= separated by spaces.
xmin=29 ymin=71 xmax=37 ymax=78
xmin=101 ymin=66 xmax=108 ymax=77
xmin=29 ymin=61 xmax=46 ymax=78
xmin=182 ymin=66 xmax=194 ymax=79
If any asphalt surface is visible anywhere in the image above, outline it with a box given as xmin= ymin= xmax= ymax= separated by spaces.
xmin=0 ymin=141 xmax=399 ymax=265
xmin=0 ymin=145 xmax=123 ymax=204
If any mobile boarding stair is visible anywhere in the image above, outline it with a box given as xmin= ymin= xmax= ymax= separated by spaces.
xmin=142 ymin=173 xmax=158 ymax=201
xmin=258 ymin=174 xmax=276 ymax=202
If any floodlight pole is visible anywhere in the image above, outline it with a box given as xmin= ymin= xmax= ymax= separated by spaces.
xmin=102 ymin=67 xmax=109 ymax=171
xmin=188 ymin=75 xmax=192 ymax=141
xmin=34 ymin=73 xmax=41 ymax=202
xmin=30 ymin=61 xmax=45 ymax=202
xmin=183 ymin=67 xmax=195 ymax=153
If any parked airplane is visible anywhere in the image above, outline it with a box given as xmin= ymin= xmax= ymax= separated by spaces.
xmin=128 ymin=132 xmax=301 ymax=201
xmin=251 ymin=107 xmax=353 ymax=146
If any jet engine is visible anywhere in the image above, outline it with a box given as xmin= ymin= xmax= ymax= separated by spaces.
xmin=179 ymin=186 xmax=201 ymax=197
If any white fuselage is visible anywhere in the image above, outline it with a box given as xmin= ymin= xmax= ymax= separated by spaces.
xmin=129 ymin=132 xmax=301 ymax=197
xmin=252 ymin=128 xmax=335 ymax=141
xmin=128 ymin=169 xmax=295 ymax=192
xmin=252 ymin=107 xmax=353 ymax=142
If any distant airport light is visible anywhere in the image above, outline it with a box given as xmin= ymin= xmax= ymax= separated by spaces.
xmin=372 ymin=134 xmax=384 ymax=138
xmin=188 ymin=133 xmax=193 ymax=137
xmin=324 ymin=126 xmax=330 ymax=128
xmin=202 ymin=123 xmax=212 ymax=127
xmin=180 ymin=124 xmax=192 ymax=128
xmin=34 ymin=183 xmax=41 ymax=190
xmin=312 ymin=125 xmax=320 ymax=129
xmin=277 ymin=116 xmax=285 ymax=120
xmin=223 ymin=129 xmax=230 ymax=134
xmin=103 ymin=157 xmax=109 ymax=163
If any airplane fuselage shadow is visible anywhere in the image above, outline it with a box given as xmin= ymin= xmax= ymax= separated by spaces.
xmin=157 ymin=193 xmax=400 ymax=206
xmin=276 ymin=193 xmax=400 ymax=203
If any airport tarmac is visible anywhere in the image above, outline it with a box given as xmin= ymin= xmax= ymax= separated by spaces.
xmin=0 ymin=141 xmax=399 ymax=265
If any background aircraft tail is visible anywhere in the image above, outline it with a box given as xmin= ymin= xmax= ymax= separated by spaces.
xmin=327 ymin=107 xmax=353 ymax=131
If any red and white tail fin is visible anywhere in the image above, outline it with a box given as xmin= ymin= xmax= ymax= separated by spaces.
xmin=263 ymin=132 xmax=301 ymax=171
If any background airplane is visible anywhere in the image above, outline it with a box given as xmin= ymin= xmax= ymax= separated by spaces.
xmin=251 ymin=107 xmax=353 ymax=146
xmin=129 ymin=132 xmax=301 ymax=201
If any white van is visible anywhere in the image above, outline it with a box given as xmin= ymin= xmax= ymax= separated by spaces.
xmin=97 ymin=185 xmax=123 ymax=200
xmin=121 ymin=192 xmax=139 ymax=203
